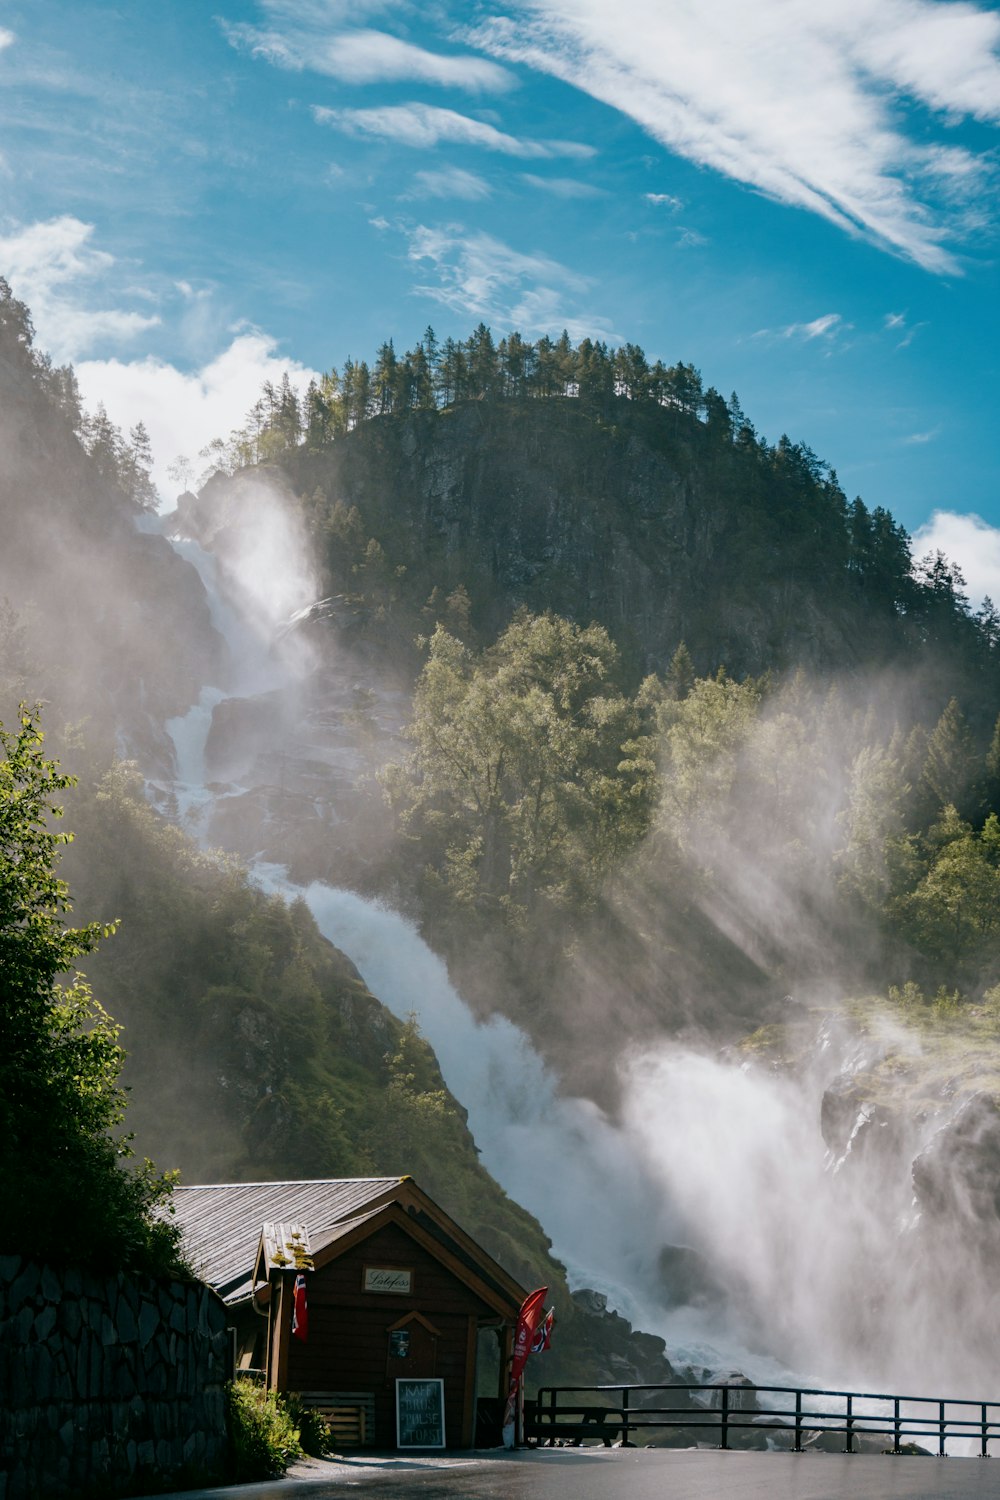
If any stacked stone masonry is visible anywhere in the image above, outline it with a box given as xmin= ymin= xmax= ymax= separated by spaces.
xmin=0 ymin=1258 xmax=230 ymax=1500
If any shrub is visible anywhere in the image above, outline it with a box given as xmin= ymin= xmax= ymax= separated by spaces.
xmin=284 ymin=1393 xmax=334 ymax=1456
xmin=226 ymin=1378 xmax=304 ymax=1480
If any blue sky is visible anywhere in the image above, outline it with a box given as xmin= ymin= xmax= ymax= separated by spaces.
xmin=1 ymin=0 xmax=999 ymax=596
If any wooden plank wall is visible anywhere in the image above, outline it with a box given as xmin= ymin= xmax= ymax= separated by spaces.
xmin=284 ymin=1222 xmax=495 ymax=1447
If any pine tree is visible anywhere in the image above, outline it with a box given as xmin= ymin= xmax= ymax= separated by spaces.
xmin=922 ymin=698 xmax=980 ymax=816
xmin=665 ymin=642 xmax=695 ymax=700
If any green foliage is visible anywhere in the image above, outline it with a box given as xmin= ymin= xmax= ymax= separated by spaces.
xmin=891 ymin=809 xmax=1000 ymax=969
xmin=61 ymin=757 xmax=566 ymax=1303
xmin=226 ymin=1379 xmax=304 ymax=1480
xmin=282 ymin=1393 xmax=335 ymax=1457
xmin=385 ymin=612 xmax=659 ymax=917
xmin=0 ymin=708 xmax=182 ymax=1273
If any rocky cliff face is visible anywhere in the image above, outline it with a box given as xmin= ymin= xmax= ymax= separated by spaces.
xmin=280 ymin=399 xmax=874 ymax=679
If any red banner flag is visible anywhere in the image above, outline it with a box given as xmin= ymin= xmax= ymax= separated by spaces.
xmin=291 ymin=1273 xmax=308 ymax=1342
xmin=502 ymin=1286 xmax=548 ymax=1448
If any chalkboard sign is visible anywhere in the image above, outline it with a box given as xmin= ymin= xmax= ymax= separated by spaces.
xmin=395 ymin=1378 xmax=446 ymax=1449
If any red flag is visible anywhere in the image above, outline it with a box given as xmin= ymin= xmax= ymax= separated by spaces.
xmin=530 ymin=1308 xmax=554 ymax=1354
xmin=291 ymin=1274 xmax=308 ymax=1342
xmin=503 ymin=1287 xmax=548 ymax=1447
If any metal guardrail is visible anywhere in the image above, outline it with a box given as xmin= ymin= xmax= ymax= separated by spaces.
xmin=526 ymin=1383 xmax=1000 ymax=1457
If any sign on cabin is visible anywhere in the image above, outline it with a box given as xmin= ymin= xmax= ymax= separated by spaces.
xmin=396 ymin=1377 xmax=446 ymax=1448
xmin=364 ymin=1265 xmax=413 ymax=1294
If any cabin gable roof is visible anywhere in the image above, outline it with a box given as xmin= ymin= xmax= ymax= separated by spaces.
xmin=174 ymin=1175 xmax=527 ymax=1315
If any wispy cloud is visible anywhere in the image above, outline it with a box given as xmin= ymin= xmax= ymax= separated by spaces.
xmin=902 ymin=425 xmax=941 ymax=445
xmin=259 ymin=0 xmax=400 ymax=22
xmin=403 ymin=221 xmax=619 ymax=340
xmin=520 ymin=173 xmax=603 ymax=198
xmin=644 ymin=191 xmax=682 ymax=209
xmin=0 ymin=27 xmax=15 ymax=51
xmin=404 ymin=166 xmax=493 ymax=200
xmin=883 ymin=310 xmax=927 ymax=349
xmin=912 ymin=510 xmax=1000 ymax=608
xmin=224 ymin=22 xmax=513 ymax=92
xmin=313 ymin=102 xmax=591 ymax=158
xmin=469 ymin=0 xmax=1000 ymax=272
xmin=0 ymin=216 xmax=160 ymax=361
xmin=754 ymin=312 xmax=845 ymax=343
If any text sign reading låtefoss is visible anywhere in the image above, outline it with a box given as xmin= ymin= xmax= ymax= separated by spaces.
xmin=364 ymin=1266 xmax=413 ymax=1294
xmin=395 ymin=1378 xmax=445 ymax=1448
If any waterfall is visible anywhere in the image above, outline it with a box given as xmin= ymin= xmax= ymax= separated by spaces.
xmin=153 ymin=490 xmax=1000 ymax=1410
xmin=157 ymin=504 xmax=690 ymax=1350
xmin=256 ymin=873 xmax=669 ymax=1331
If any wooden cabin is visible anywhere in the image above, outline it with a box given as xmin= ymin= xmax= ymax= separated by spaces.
xmin=172 ymin=1176 xmax=527 ymax=1450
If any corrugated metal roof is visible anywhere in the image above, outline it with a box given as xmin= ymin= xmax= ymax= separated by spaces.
xmin=173 ymin=1178 xmax=402 ymax=1303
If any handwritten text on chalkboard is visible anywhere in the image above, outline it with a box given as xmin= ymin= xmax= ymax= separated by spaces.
xmin=396 ymin=1378 xmax=445 ymax=1448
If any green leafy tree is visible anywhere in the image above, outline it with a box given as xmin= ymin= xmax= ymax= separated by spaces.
xmin=0 ymin=708 xmax=181 ymax=1271
xmin=893 ymin=808 xmax=1000 ymax=970
xmin=385 ymin=613 xmax=658 ymax=915
xmin=836 ymin=742 xmax=911 ymax=910
xmin=656 ymin=669 xmax=762 ymax=833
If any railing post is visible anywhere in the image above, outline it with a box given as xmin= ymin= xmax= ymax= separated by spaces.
xmin=893 ymin=1397 xmax=901 ymax=1454
xmin=794 ymin=1390 xmax=802 ymax=1452
xmin=845 ymin=1394 xmax=854 ymax=1454
xmin=939 ymin=1401 xmax=946 ymax=1457
xmin=621 ymin=1386 xmax=633 ymax=1447
xmin=720 ymin=1385 xmax=729 ymax=1451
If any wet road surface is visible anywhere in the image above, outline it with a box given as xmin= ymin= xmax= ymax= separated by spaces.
xmin=160 ymin=1447 xmax=1000 ymax=1500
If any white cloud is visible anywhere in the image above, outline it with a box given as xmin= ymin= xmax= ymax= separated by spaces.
xmin=882 ymin=311 xmax=927 ymax=348
xmin=313 ymin=101 xmax=588 ymax=158
xmin=405 ymin=166 xmax=493 ymax=200
xmin=260 ymin=0 xmax=400 ymax=22
xmin=644 ymin=192 xmax=683 ymax=209
xmin=788 ymin=313 xmax=843 ymax=340
xmin=404 ymin=222 xmax=619 ymax=340
xmin=224 ymin=22 xmax=514 ymax=91
xmin=912 ymin=511 xmax=1000 ymax=609
xmin=520 ymin=173 xmax=603 ymax=198
xmin=902 ymin=425 xmax=942 ymax=445
xmin=754 ymin=312 xmax=845 ymax=342
xmin=75 ymin=333 xmax=321 ymax=504
xmin=470 ymin=0 xmax=1000 ymax=272
xmin=0 ymin=27 xmax=15 ymax=51
xmin=0 ymin=216 xmax=160 ymax=361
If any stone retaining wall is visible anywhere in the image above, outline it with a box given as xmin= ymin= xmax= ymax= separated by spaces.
xmin=0 ymin=1257 xmax=231 ymax=1499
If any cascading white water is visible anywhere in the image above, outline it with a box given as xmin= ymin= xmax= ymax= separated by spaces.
xmin=255 ymin=873 xmax=670 ymax=1330
xmin=158 ymin=502 xmax=687 ymax=1344
xmin=153 ymin=488 xmax=1000 ymax=1415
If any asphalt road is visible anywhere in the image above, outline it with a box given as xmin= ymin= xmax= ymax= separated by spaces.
xmin=161 ymin=1447 xmax=1000 ymax=1500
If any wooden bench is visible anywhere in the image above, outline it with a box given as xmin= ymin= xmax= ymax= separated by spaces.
xmin=527 ymin=1406 xmax=626 ymax=1448
xmin=295 ymin=1390 xmax=373 ymax=1448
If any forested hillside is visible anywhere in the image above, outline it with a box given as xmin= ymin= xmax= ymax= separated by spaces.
xmin=7 ymin=285 xmax=1000 ymax=1390
xmin=170 ymin=322 xmax=1000 ymax=1102
xmin=191 ymin=322 xmax=996 ymax=697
